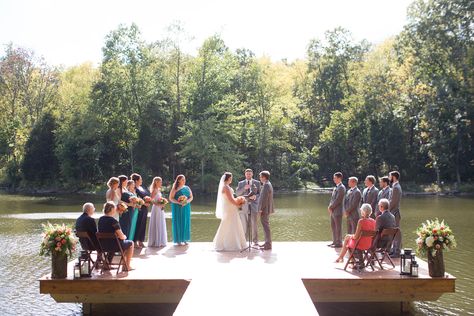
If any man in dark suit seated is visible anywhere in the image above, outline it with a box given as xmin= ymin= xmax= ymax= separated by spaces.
xmin=75 ymin=202 xmax=99 ymax=250
xmin=374 ymin=198 xmax=396 ymax=249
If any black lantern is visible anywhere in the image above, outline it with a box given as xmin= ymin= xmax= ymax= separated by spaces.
xmin=411 ymin=260 xmax=419 ymax=277
xmin=79 ymin=250 xmax=92 ymax=278
xmin=73 ymin=262 xmax=81 ymax=279
xmin=400 ymin=248 xmax=414 ymax=275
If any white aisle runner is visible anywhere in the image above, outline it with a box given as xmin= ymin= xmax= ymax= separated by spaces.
xmin=173 ymin=262 xmax=318 ymax=316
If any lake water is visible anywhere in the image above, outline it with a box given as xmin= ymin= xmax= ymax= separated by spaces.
xmin=0 ymin=192 xmax=472 ymax=315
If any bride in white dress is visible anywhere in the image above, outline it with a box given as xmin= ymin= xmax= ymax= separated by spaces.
xmin=213 ymin=172 xmax=247 ymax=252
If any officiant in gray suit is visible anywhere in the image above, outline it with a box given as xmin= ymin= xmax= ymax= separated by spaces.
xmin=236 ymin=169 xmax=261 ymax=246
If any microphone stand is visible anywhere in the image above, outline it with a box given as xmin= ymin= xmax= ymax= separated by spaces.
xmin=240 ymin=187 xmax=260 ymax=253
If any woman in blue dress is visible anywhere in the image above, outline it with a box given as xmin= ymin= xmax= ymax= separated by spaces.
xmin=169 ymin=174 xmax=193 ymax=245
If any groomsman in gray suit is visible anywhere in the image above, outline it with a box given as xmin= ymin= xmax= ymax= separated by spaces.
xmin=328 ymin=172 xmax=346 ymax=248
xmin=376 ymin=176 xmax=391 ymax=217
xmin=258 ymin=171 xmax=274 ymax=250
xmin=388 ymin=171 xmax=402 ymax=258
xmin=236 ymin=169 xmax=261 ymax=246
xmin=362 ymin=175 xmax=379 ymax=219
xmin=344 ymin=177 xmax=361 ymax=234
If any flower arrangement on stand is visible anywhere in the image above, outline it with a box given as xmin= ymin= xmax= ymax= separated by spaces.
xmin=40 ymin=222 xmax=77 ymax=279
xmin=415 ymin=218 xmax=456 ymax=277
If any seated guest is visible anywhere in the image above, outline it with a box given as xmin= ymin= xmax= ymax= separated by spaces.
xmin=335 ymin=204 xmax=376 ymax=263
xmin=374 ymin=198 xmax=397 ymax=249
xmin=98 ymin=201 xmax=134 ymax=271
xmin=75 ymin=202 xmax=99 ymax=250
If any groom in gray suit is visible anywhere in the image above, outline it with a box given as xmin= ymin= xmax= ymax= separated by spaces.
xmin=328 ymin=172 xmax=346 ymax=248
xmin=236 ymin=169 xmax=261 ymax=246
xmin=258 ymin=170 xmax=274 ymax=250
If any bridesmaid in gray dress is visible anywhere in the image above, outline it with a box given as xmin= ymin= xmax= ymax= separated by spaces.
xmin=148 ymin=177 xmax=168 ymax=247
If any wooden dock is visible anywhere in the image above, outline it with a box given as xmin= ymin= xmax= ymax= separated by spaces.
xmin=39 ymin=242 xmax=455 ymax=315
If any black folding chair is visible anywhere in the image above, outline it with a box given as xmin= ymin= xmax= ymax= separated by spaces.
xmin=75 ymin=231 xmax=102 ymax=271
xmin=344 ymin=230 xmax=377 ymax=272
xmin=95 ymin=232 xmax=129 ymax=275
xmin=371 ymin=227 xmax=399 ymax=269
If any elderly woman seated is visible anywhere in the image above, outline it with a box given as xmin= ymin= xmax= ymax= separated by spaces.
xmin=335 ymin=203 xmax=376 ymax=263
xmin=98 ymin=201 xmax=134 ymax=271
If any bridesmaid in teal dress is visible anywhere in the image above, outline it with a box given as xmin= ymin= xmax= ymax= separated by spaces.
xmin=169 ymin=175 xmax=193 ymax=245
xmin=125 ymin=180 xmax=141 ymax=241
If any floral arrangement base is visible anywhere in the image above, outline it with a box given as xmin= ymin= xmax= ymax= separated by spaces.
xmin=51 ymin=252 xmax=68 ymax=279
xmin=427 ymin=249 xmax=445 ymax=277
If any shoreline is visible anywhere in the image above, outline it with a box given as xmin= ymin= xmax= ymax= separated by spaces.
xmin=1 ymin=186 xmax=472 ymax=197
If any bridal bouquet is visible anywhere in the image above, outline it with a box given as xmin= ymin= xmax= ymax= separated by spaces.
xmin=236 ymin=196 xmax=246 ymax=205
xmin=40 ymin=223 xmax=77 ymax=258
xmin=416 ymin=218 xmax=456 ymax=257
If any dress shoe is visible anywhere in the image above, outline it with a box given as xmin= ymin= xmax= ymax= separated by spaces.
xmin=389 ymin=252 xmax=400 ymax=258
xmin=334 ymin=244 xmax=343 ymax=248
xmin=260 ymin=244 xmax=272 ymax=250
xmin=327 ymin=243 xmax=335 ymax=247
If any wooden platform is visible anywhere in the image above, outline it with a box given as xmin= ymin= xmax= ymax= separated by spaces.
xmin=39 ymin=242 xmax=455 ymax=315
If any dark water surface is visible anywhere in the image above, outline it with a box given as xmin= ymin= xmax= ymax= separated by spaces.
xmin=0 ymin=192 xmax=472 ymax=315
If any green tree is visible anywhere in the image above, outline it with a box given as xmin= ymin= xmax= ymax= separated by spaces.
xmin=0 ymin=44 xmax=59 ymax=188
xmin=22 ymin=112 xmax=59 ymax=184
xmin=398 ymin=0 xmax=473 ymax=185
xmin=178 ymin=35 xmax=242 ymax=191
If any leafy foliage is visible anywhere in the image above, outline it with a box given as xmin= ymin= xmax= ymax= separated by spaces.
xmin=0 ymin=0 xmax=472 ymax=191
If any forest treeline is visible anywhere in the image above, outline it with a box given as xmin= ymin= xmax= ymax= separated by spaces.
xmin=0 ymin=0 xmax=472 ymax=192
